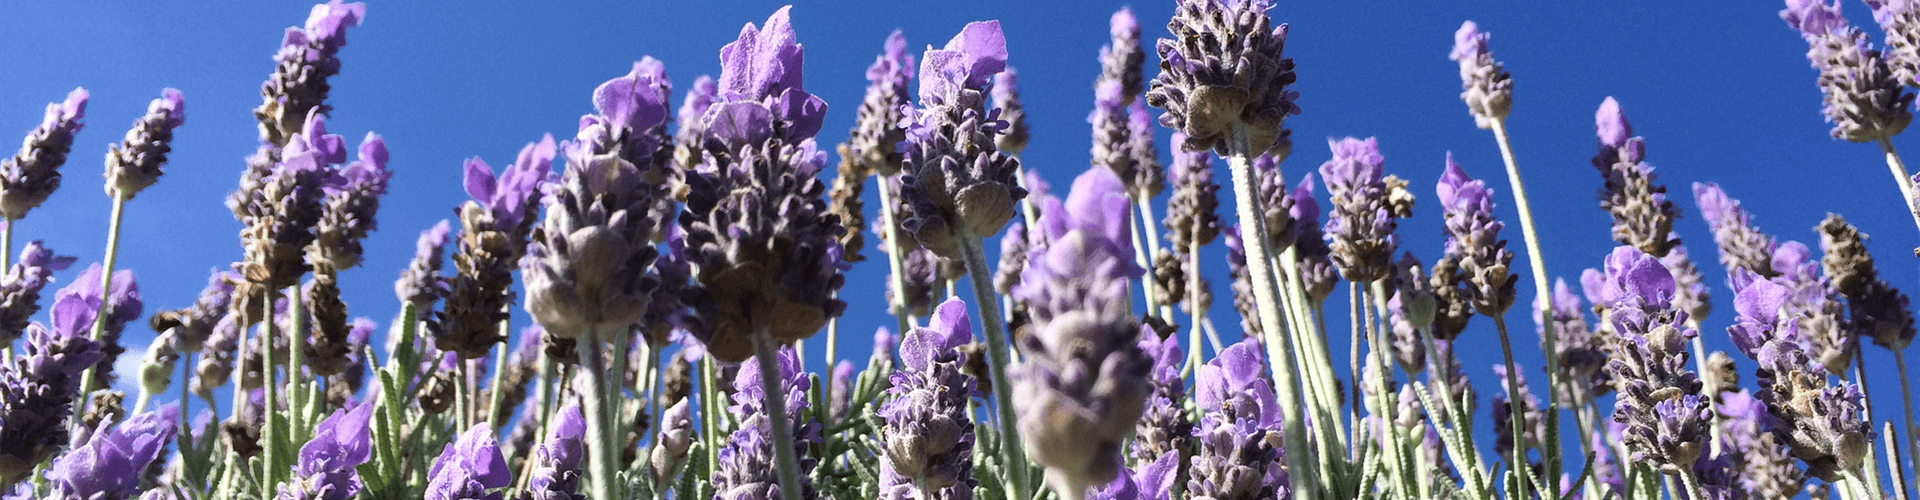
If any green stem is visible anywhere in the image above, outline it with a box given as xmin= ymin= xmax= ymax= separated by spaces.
xmin=1852 ymin=341 xmax=1887 ymax=500
xmin=1138 ymin=196 xmax=1175 ymax=321
xmin=1185 ymin=237 xmax=1203 ymax=386
xmin=701 ymin=355 xmax=722 ymax=482
xmin=1281 ymin=252 xmax=1347 ymax=453
xmin=1 ymin=216 xmax=13 ymax=272
xmin=289 ymin=285 xmax=306 ymax=436
xmin=1899 ymin=354 xmax=1920 ymax=494
xmin=263 ymin=287 xmax=281 ymax=493
xmin=874 ymin=174 xmax=921 ymax=334
xmin=72 ymin=194 xmax=128 ymax=423
xmin=955 ymin=228 xmax=1032 ymax=500
xmin=1887 ymin=421 xmax=1913 ymax=500
xmin=1875 ymin=137 xmax=1920 ymax=235
xmin=577 ymin=327 xmax=622 ymax=500
xmin=1490 ymin=118 xmax=1560 ymax=492
xmin=486 ymin=318 xmax=510 ymax=430
xmin=1491 ymin=317 xmax=1537 ymax=500
xmin=609 ymin=329 xmax=633 ymax=470
xmin=1368 ymin=280 xmax=1419 ymax=498
xmin=749 ymin=326 xmax=804 ymax=500
xmin=1677 ymin=468 xmax=1706 ymax=500
xmin=1225 ymin=125 xmax=1316 ymax=497
xmin=1127 ymin=202 xmax=1162 ymax=317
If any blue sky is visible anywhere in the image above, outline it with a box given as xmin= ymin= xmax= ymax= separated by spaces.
xmin=3 ymin=0 xmax=1915 ymax=466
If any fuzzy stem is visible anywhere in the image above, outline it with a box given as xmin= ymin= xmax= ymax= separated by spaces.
xmin=1127 ymin=203 xmax=1162 ymax=317
xmin=1418 ymin=331 xmax=1492 ymax=499
xmin=874 ymin=174 xmax=921 ymax=334
xmin=1900 ymin=353 xmax=1920 ymax=493
xmin=1225 ymin=125 xmax=1316 ymax=497
xmin=1281 ymin=251 xmax=1347 ymax=451
xmin=1677 ymin=468 xmax=1706 ymax=500
xmin=1888 ymin=420 xmax=1913 ymax=500
xmin=749 ymin=326 xmax=804 ymax=500
xmin=956 ymin=228 xmax=1032 ymax=500
xmin=608 ymin=329 xmax=633 ymax=473
xmin=289 ymin=285 xmax=306 ymax=436
xmin=1368 ymin=280 xmax=1419 ymax=498
xmin=72 ymin=194 xmax=128 ymax=423
xmin=1348 ymin=283 xmax=1364 ymax=461
xmin=1490 ymin=118 xmax=1561 ymax=489
xmin=485 ymin=318 xmax=510 ymax=430
xmin=1687 ymin=321 xmax=1722 ymax=457
xmin=1875 ymin=137 xmax=1920 ymax=235
xmin=1138 ymin=197 xmax=1175 ymax=321
xmin=701 ymin=355 xmax=722 ymax=481
xmin=1186 ymin=236 xmax=1204 ymax=384
xmin=578 ymin=327 xmax=622 ymax=500
xmin=262 ymin=287 xmax=281 ymax=492
xmin=1491 ymin=316 xmax=1537 ymax=500
xmin=1853 ymin=340 xmax=1888 ymax=499
xmin=1012 ymin=164 xmax=1040 ymax=236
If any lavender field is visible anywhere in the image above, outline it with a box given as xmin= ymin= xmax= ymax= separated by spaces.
xmin=3 ymin=1 xmax=1918 ymax=499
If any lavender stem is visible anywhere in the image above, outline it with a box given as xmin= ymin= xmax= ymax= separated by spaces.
xmin=956 ymin=229 xmax=1031 ymax=500
xmin=1899 ymin=353 xmax=1920 ymax=491
xmin=1127 ymin=204 xmax=1162 ymax=317
xmin=485 ymin=317 xmax=509 ymax=432
xmin=289 ymin=284 xmax=305 ymax=436
xmin=1489 ymin=117 xmax=1563 ymax=487
xmin=873 ymin=174 xmax=919 ymax=334
xmin=1368 ymin=279 xmax=1420 ymax=496
xmin=71 ymin=194 xmax=126 ymax=425
xmin=576 ymin=326 xmax=620 ymax=500
xmin=1887 ymin=421 xmax=1912 ymax=500
xmin=1281 ymin=251 xmax=1348 ymax=451
xmin=1490 ymin=316 xmax=1538 ymax=500
xmin=1138 ymin=197 xmax=1174 ymax=320
xmin=1853 ymin=340 xmax=1890 ymax=498
xmin=1226 ymin=124 xmax=1317 ymax=496
xmin=1875 ymin=137 xmax=1920 ymax=235
xmin=749 ymin=327 xmax=803 ymax=500
xmin=702 ymin=356 xmax=721 ymax=481
xmin=1187 ymin=235 xmax=1204 ymax=381
xmin=263 ymin=287 xmax=280 ymax=494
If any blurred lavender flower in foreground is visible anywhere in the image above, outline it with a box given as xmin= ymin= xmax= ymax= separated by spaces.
xmin=56 ymin=263 xmax=140 ymax=392
xmin=1451 ymin=21 xmax=1512 ymax=129
xmin=714 ymin=346 xmax=820 ymax=500
xmin=102 ymin=89 xmax=185 ymax=200
xmin=524 ymin=405 xmax=585 ymax=500
xmin=1188 ymin=340 xmax=1289 ymax=500
xmin=1089 ymin=451 xmax=1177 ymax=500
xmin=426 ymin=425 xmax=511 ymax=500
xmin=1010 ymin=168 xmax=1150 ymax=497
xmin=275 ymin=403 xmax=374 ymax=500
xmin=0 ymin=294 xmax=105 ymax=483
xmin=878 ymin=298 xmax=977 ymax=500
xmin=0 ymin=241 xmax=76 ymax=346
xmin=45 ymin=404 xmax=177 ymax=500
xmin=1147 ymin=0 xmax=1298 ymax=157
xmin=0 ymin=87 xmax=87 ymax=220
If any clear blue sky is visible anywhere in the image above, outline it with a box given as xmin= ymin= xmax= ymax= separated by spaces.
xmin=3 ymin=0 xmax=1913 ymax=455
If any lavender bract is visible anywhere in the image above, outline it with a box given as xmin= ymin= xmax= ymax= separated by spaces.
xmin=524 ymin=405 xmax=585 ymax=500
xmin=1692 ymin=182 xmax=1777 ymax=278
xmin=1319 ymin=137 xmax=1397 ymax=283
xmin=714 ymin=346 xmax=820 ymax=500
xmin=275 ymin=403 xmax=374 ymax=500
xmin=898 ymin=20 xmax=1026 ymax=258
xmin=1590 ymin=97 xmax=1681 ymax=258
xmin=0 ymin=241 xmax=76 ymax=346
xmin=878 ymin=298 xmax=977 ymax=500
xmin=0 ymin=295 xmax=106 ymax=483
xmin=1728 ymin=277 xmax=1874 ymax=480
xmin=436 ymin=136 xmax=554 ymax=359
xmin=1188 ymin=340 xmax=1289 ymax=500
xmin=426 ymin=425 xmax=511 ymax=500
xmin=0 ymin=88 xmax=87 ymax=220
xmin=56 ymin=263 xmax=141 ymax=392
xmin=1437 ymin=153 xmax=1514 ymax=316
xmin=1783 ymin=0 xmax=1914 ymax=142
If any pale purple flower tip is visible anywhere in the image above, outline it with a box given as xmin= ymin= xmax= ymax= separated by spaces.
xmin=867 ymin=30 xmax=915 ymax=88
xmin=48 ymin=88 xmax=90 ymax=131
xmin=303 ymin=1 xmax=365 ymax=49
xmin=524 ymin=405 xmax=585 ymax=500
xmin=919 ymin=21 xmax=1009 ymax=105
xmin=426 ymin=424 xmax=511 ymax=500
xmin=591 ymin=61 xmax=671 ymax=135
xmin=277 ymin=403 xmax=374 ymax=500
xmin=1449 ymin=21 xmax=1489 ymax=61
xmin=878 ymin=298 xmax=978 ymax=499
xmin=1783 ymin=0 xmax=1848 ymax=38
xmin=720 ymin=6 xmax=805 ymax=103
xmin=462 ymin=135 xmax=556 ymax=230
xmin=1595 ymin=97 xmax=1632 ymax=148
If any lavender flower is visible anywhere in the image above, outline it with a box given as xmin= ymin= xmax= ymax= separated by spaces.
xmin=1595 ymin=247 xmax=1708 ymax=474
xmin=1693 ymin=182 xmax=1778 ymax=278
xmin=0 ymin=241 xmax=76 ymax=346
xmin=56 ymin=263 xmax=141 ymax=392
xmin=1663 ymin=241 xmax=1711 ymax=326
xmin=426 ymin=425 xmax=511 ymax=500
xmin=255 ymin=1 xmax=365 ymax=145
xmin=1319 ymin=137 xmax=1397 ymax=283
xmin=898 ymin=20 xmax=1026 ymax=258
xmin=0 ymin=88 xmax=87 ymax=220
xmin=1092 ymin=8 xmax=1151 ymax=198
xmin=680 ymin=7 xmax=845 ymax=362
xmin=1728 ymin=277 xmax=1874 ymax=480
xmin=395 ymin=220 xmax=453 ymax=314
xmin=436 ymin=136 xmax=554 ymax=359
xmin=1717 ymin=390 xmax=1806 ymax=497
xmin=146 ymin=268 xmax=237 ymax=356
xmin=1770 ymin=241 xmax=1853 ymax=375
xmin=309 ymin=133 xmax=390 ymax=270
xmin=1147 ymin=0 xmax=1298 ymax=156
xmin=1817 ymin=214 xmax=1916 ymax=351
xmin=1188 ymin=340 xmax=1289 ymax=500
xmin=1783 ymin=0 xmax=1914 ymax=141
xmin=714 ymin=346 xmax=820 ymax=500
xmin=1537 ymin=279 xmax=1606 ymax=407
xmin=1437 ymin=153 xmax=1515 ymax=316
xmin=1868 ymin=0 xmax=1920 ymax=86
xmin=102 ymin=89 xmax=185 ymax=200
xmin=1131 ymin=331 xmax=1192 ymax=466
xmin=1089 ymin=451 xmax=1177 ymax=500
xmin=1286 ymin=175 xmax=1337 ymax=303
xmin=649 ymin=400 xmax=693 ymax=485
xmin=992 ymin=69 xmax=1029 ymax=155
xmin=275 ymin=403 xmax=374 ymax=500
xmin=235 ymin=113 xmax=344 ymax=300
xmin=1451 ymin=21 xmax=1513 ymax=129
xmin=1490 ymin=364 xmax=1546 ymax=459
xmin=1247 ymin=151 xmax=1297 ymax=252
xmin=525 ymin=405 xmax=585 ymax=500
xmin=523 ymin=62 xmax=671 ymax=342
xmin=1591 ymin=97 xmax=1681 ymax=258
xmin=1164 ymin=132 xmax=1221 ymax=258
xmin=0 ymin=295 xmax=105 ymax=483
xmin=826 ymin=32 xmax=913 ymax=262
xmin=1387 ymin=254 xmax=1434 ymax=373
xmin=44 ymin=405 xmax=177 ymax=500
xmin=1010 ymin=168 xmax=1151 ymax=496
xmin=878 ymin=298 xmax=977 ymax=500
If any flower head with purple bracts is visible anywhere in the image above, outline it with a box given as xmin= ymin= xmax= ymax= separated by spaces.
xmin=103 ymin=89 xmax=185 ymax=200
xmin=0 ymin=87 xmax=88 ymax=220
xmin=522 ymin=61 xmax=671 ymax=343
xmin=1868 ymin=0 xmax=1920 ymax=87
xmin=1451 ymin=21 xmax=1513 ymax=129
xmin=1537 ymin=279 xmax=1606 ymax=406
xmin=56 ymin=263 xmax=141 ymax=392
xmin=1090 ymin=450 xmax=1177 ymax=500
xmin=897 ymin=20 xmax=1026 ymax=258
xmin=0 ymin=295 xmax=106 ymax=482
xmin=524 ymin=405 xmax=585 ymax=500
xmin=234 ymin=112 xmax=346 ymax=301
xmin=1092 ymin=7 xmax=1149 ymax=198
xmin=0 ymin=241 xmax=76 ymax=346
xmin=275 ymin=403 xmax=374 ymax=500
xmin=1490 ymin=364 xmax=1546 ymax=459
xmin=1245 ymin=151 xmax=1295 ymax=252
xmin=840 ymin=30 xmax=914 ymax=178
xmin=715 ymin=346 xmax=821 ymax=500
xmin=1817 ymin=214 xmax=1917 ymax=351
xmin=1319 ymin=137 xmax=1397 ymax=283
xmin=1437 ymin=153 xmax=1515 ymax=316
xmin=147 ymin=268 xmax=238 ymax=355
xmin=435 ymin=136 xmax=555 ymax=359
xmin=426 ymin=425 xmax=511 ymax=500
xmin=1148 ymin=0 xmax=1298 ymax=156
xmin=1692 ymin=182 xmax=1777 ymax=278
xmin=1594 ymin=246 xmax=1708 ymax=474
xmin=1784 ymin=0 xmax=1914 ymax=142
xmin=1131 ymin=331 xmax=1191 ymax=466
xmin=1765 ymin=241 xmax=1853 ymax=375
xmin=1590 ymin=98 xmax=1681 ymax=258
xmin=1188 ymin=340 xmax=1289 ymax=500
xmin=1286 ymin=175 xmax=1338 ymax=304
xmin=257 ymin=1 xmax=365 ymax=145
xmin=1717 ymin=389 xmax=1807 ymax=497
xmin=1128 ymin=100 xmax=1167 ymax=198
xmin=1164 ymin=134 xmax=1220 ymax=257
xmin=1662 ymin=241 xmax=1711 ymax=326
xmin=680 ymin=7 xmax=846 ymax=362
xmin=878 ymin=298 xmax=978 ymax=500
xmin=309 ymin=132 xmax=390 ymax=271
xmin=396 ymin=219 xmax=453 ymax=311
xmin=1727 ymin=277 xmax=1874 ymax=480
xmin=1010 ymin=168 xmax=1150 ymax=496
xmin=44 ymin=404 xmax=177 ymax=500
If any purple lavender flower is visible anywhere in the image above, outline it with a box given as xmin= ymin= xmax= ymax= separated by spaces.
xmin=524 ymin=405 xmax=585 ymax=500
xmin=680 ymin=7 xmax=845 ymax=362
xmin=878 ymin=298 xmax=977 ymax=500
xmin=1128 ymin=96 xmax=1166 ymax=199
xmin=1490 ymin=364 xmax=1546 ymax=458
xmin=1817 ymin=214 xmax=1916 ymax=351
xmin=45 ymin=404 xmax=177 ymax=500
xmin=0 ymin=295 xmax=105 ymax=483
xmin=1767 ymin=241 xmax=1853 ymax=375
xmin=1727 ymin=277 xmax=1874 ymax=480
xmin=1089 ymin=450 xmax=1177 ymax=500
xmin=1783 ymin=0 xmax=1914 ymax=141
xmin=102 ymin=89 xmax=185 ymax=200
xmin=1692 ymin=182 xmax=1778 ymax=278
xmin=395 ymin=220 xmax=453 ymax=311
xmin=1188 ymin=340 xmax=1289 ymax=500
xmin=1590 ymin=97 xmax=1682 ymax=258
xmin=1594 ymin=247 xmax=1708 ymax=474
xmin=276 ymin=403 xmax=374 ymax=500
xmin=310 ymin=132 xmax=390 ymax=270
xmin=1319 ymin=137 xmax=1397 ymax=283
xmin=255 ymin=1 xmax=365 ymax=145
xmin=55 ymin=263 xmax=141 ymax=392
xmin=714 ymin=346 xmax=820 ymax=500
xmin=1868 ymin=0 xmax=1920 ymax=86
xmin=426 ymin=425 xmax=511 ymax=500
xmin=1163 ymin=132 xmax=1220 ymax=263
xmin=1716 ymin=389 xmax=1806 ymax=497
xmin=1437 ymin=153 xmax=1515 ymax=316
xmin=436 ymin=136 xmax=554 ymax=359
xmin=1147 ymin=0 xmax=1298 ymax=156
xmin=898 ymin=20 xmax=1026 ymax=258
xmin=1286 ymin=175 xmax=1337 ymax=304
xmin=0 ymin=87 xmax=87 ymax=220
xmin=1009 ymin=168 xmax=1150 ymax=496
xmin=1536 ymin=279 xmax=1606 ymax=406
xmin=1131 ymin=331 xmax=1192 ymax=467
xmin=147 ymin=268 xmax=237 ymax=355
xmin=1451 ymin=21 xmax=1513 ymax=129
xmin=0 ymin=241 xmax=76 ymax=346
xmin=234 ymin=113 xmax=345 ymax=301
xmin=839 ymin=30 xmax=913 ymax=179
xmin=1092 ymin=8 xmax=1150 ymax=198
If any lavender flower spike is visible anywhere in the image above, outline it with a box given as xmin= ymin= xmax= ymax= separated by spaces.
xmin=436 ymin=136 xmax=554 ymax=359
xmin=1869 ymin=0 xmax=1920 ymax=86
xmin=1591 ymin=97 xmax=1681 ymax=258
xmin=310 ymin=132 xmax=391 ymax=270
xmin=426 ymin=424 xmax=511 ymax=500
xmin=1437 ymin=152 xmax=1516 ymax=316
xmin=524 ymin=405 xmax=585 ymax=500
xmin=0 ymin=241 xmax=76 ymax=346
xmin=1131 ymin=325 xmax=1192 ymax=466
xmin=0 ymin=295 xmax=105 ymax=483
xmin=256 ymin=1 xmax=365 ymax=145
xmin=1188 ymin=340 xmax=1289 ymax=500
xmin=103 ymin=89 xmax=185 ymax=200
xmin=1729 ymin=277 xmax=1874 ymax=480
xmin=1320 ymin=137 xmax=1398 ymax=283
xmin=1010 ymin=168 xmax=1151 ymax=497
xmin=878 ymin=298 xmax=978 ymax=500
xmin=1595 ymin=246 xmax=1709 ymax=474
xmin=1692 ymin=182 xmax=1778 ymax=278
xmin=56 ymin=263 xmax=141 ymax=392
xmin=45 ymin=404 xmax=178 ymax=500
xmin=1783 ymin=0 xmax=1914 ymax=141
xmin=1147 ymin=0 xmax=1298 ymax=156
xmin=898 ymin=20 xmax=1026 ymax=257
xmin=713 ymin=346 xmax=821 ymax=500
xmin=1451 ymin=21 xmax=1513 ymax=129
xmin=0 ymin=87 xmax=87 ymax=220
xmin=275 ymin=403 xmax=374 ymax=500
xmin=395 ymin=219 xmax=453 ymax=311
